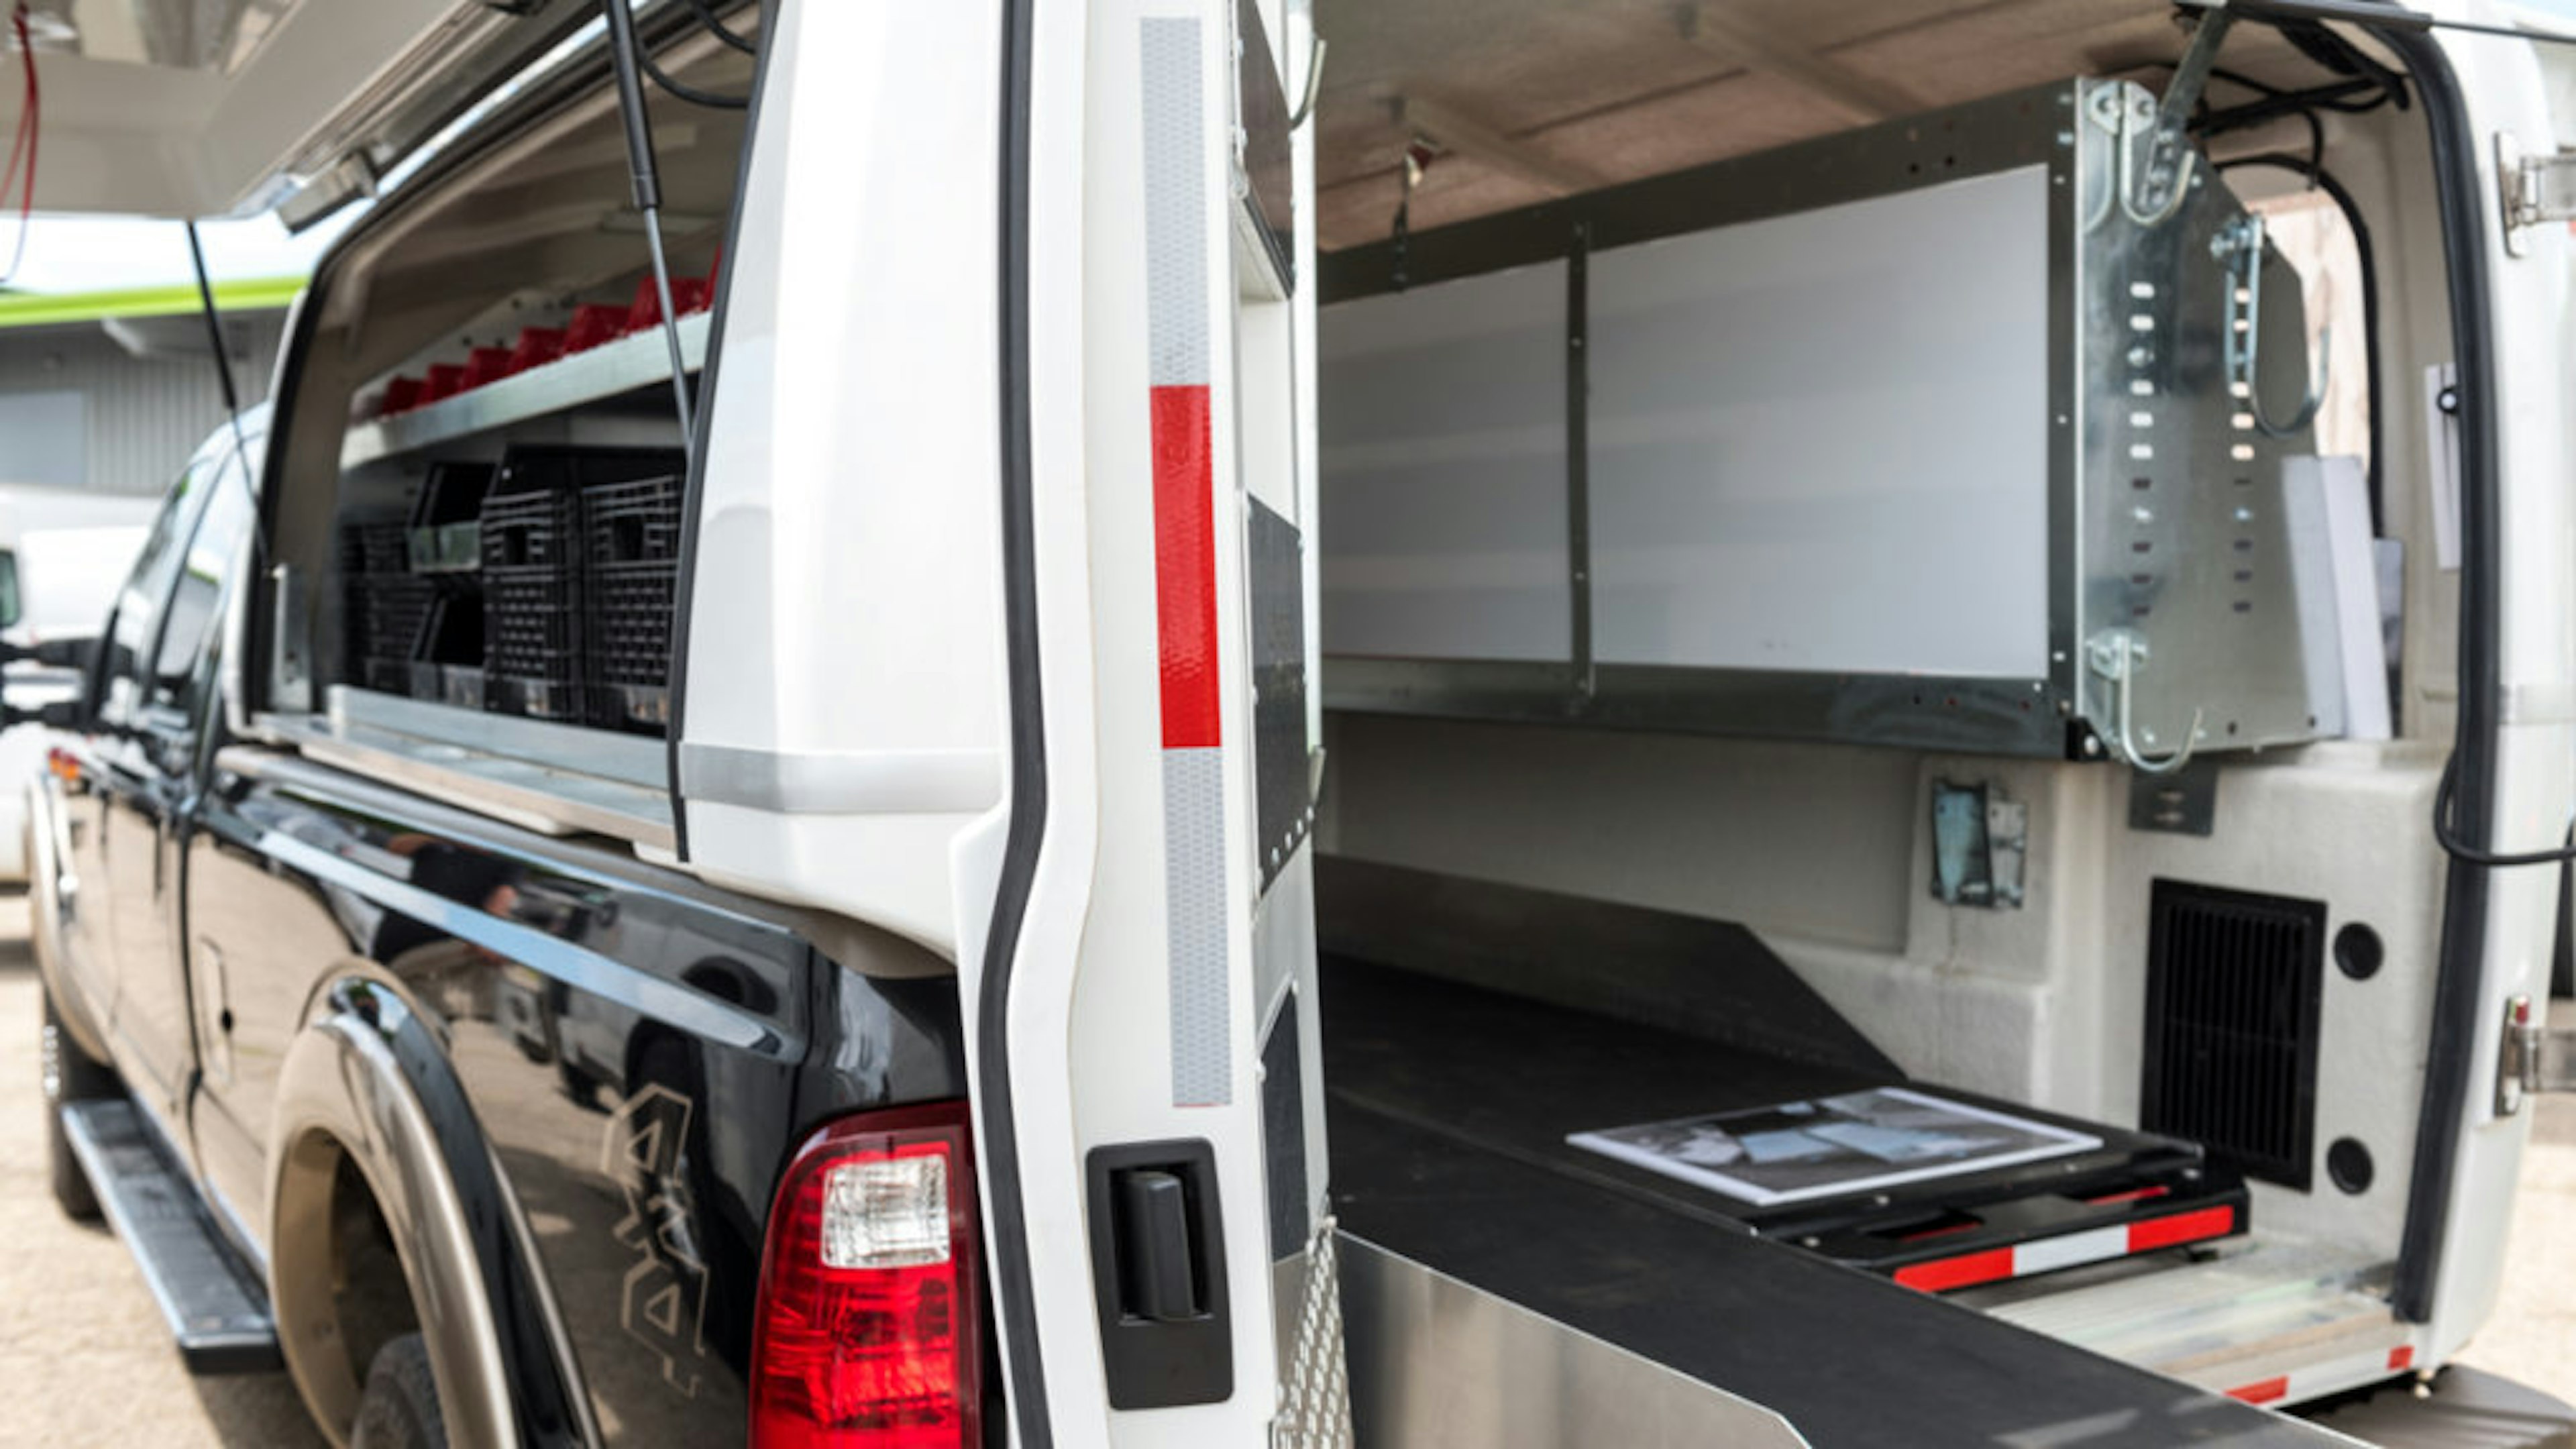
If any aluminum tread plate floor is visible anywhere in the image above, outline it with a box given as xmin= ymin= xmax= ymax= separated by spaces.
xmin=1962 ymin=1237 xmax=2398 ymax=1389
xmin=1327 ymin=1102 xmax=2351 ymax=1448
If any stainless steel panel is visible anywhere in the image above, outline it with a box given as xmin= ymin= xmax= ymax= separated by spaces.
xmin=1337 ymin=1234 xmax=1811 ymax=1449
xmin=2073 ymin=80 xmax=2328 ymax=759
xmin=255 ymin=690 xmax=675 ymax=848
xmin=329 ymin=684 xmax=667 ymax=786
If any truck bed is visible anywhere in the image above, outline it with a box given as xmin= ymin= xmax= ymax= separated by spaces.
xmin=1321 ymin=958 xmax=2355 ymax=1446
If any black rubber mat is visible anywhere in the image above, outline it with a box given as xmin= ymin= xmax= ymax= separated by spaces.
xmin=1320 ymin=954 xmax=2206 ymax=1234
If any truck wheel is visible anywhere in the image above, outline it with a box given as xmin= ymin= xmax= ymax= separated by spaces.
xmin=41 ymin=991 xmax=115 ymax=1222
xmin=351 ymin=1334 xmax=447 ymax=1449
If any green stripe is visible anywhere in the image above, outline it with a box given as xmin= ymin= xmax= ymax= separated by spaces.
xmin=0 ymin=276 xmax=305 ymax=330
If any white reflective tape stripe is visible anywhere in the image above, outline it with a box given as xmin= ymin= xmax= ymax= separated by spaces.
xmin=2010 ymin=1224 xmax=2128 ymax=1277
xmin=1140 ymin=17 xmax=1208 ymax=388
xmin=1165 ymin=747 xmax=1231 ymax=1106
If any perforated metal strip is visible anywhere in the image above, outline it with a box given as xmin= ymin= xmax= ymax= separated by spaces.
xmin=1273 ymin=1224 xmax=1354 ymax=1449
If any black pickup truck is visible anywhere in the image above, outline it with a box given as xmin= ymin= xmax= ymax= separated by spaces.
xmin=32 ymin=415 xmax=977 ymax=1447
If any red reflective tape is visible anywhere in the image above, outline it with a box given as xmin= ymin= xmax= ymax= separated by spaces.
xmin=1893 ymin=1248 xmax=2015 ymax=1293
xmin=1150 ymin=385 xmax=1220 ymax=748
xmin=2388 ymin=1345 xmax=2414 ymax=1372
xmin=2127 ymin=1204 xmax=2235 ymax=1253
xmin=2082 ymin=1183 xmax=2171 ymax=1207
xmin=2227 ymin=1377 xmax=2290 ymax=1405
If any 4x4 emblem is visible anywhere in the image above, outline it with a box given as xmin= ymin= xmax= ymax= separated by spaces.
xmin=603 ymin=1083 xmax=710 ymax=1396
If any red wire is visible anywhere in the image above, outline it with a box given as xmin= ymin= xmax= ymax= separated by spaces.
xmin=0 ymin=2 xmax=37 ymax=286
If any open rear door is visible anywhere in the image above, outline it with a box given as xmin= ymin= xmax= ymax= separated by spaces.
xmin=968 ymin=0 xmax=1343 ymax=1443
xmin=6 ymin=0 xmax=601 ymax=219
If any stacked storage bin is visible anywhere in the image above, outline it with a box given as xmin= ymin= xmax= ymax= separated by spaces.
xmin=478 ymin=446 xmax=685 ymax=729
xmin=340 ymin=520 xmax=433 ymax=696
xmin=582 ymin=476 xmax=683 ymax=733
xmin=407 ymin=462 xmax=495 ymax=710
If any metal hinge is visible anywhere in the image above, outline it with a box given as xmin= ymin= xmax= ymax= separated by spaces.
xmin=2495 ymin=994 xmax=2576 ymax=1115
xmin=2496 ymin=132 xmax=2576 ymax=258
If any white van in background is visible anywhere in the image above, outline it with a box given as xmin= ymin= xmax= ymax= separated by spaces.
xmin=0 ymin=487 xmax=156 ymax=879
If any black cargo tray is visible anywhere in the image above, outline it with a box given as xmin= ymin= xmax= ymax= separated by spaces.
xmin=1316 ymin=860 xmax=2246 ymax=1287
xmin=1315 ymin=863 xmax=2335 ymax=1445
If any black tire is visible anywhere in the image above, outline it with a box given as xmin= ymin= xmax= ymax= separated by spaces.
xmin=41 ymin=989 xmax=115 ymax=1222
xmin=351 ymin=1334 xmax=447 ymax=1449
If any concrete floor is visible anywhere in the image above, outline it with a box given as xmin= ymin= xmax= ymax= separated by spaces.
xmin=0 ymin=894 xmax=2570 ymax=1444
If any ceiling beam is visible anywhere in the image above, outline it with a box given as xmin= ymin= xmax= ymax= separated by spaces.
xmin=1680 ymin=4 xmax=1925 ymax=123
xmin=1396 ymin=92 xmax=1611 ymax=197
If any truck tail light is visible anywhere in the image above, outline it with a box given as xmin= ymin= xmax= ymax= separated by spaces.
xmin=751 ymin=1103 xmax=982 ymax=1449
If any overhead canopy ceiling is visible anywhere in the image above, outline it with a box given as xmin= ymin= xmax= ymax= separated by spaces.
xmin=1307 ymin=0 xmax=2360 ymax=252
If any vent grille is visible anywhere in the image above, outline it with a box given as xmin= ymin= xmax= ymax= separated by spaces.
xmin=2141 ymin=880 xmax=2326 ymax=1189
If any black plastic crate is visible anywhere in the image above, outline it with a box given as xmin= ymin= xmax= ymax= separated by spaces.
xmin=349 ymin=521 xmax=409 ymax=577
xmin=495 ymin=444 xmax=685 ymax=498
xmin=481 ymin=486 xmax=584 ymax=722
xmin=363 ymin=576 xmax=437 ymax=667
xmin=582 ymin=474 xmax=682 ymax=733
xmin=481 ymin=487 xmax=584 ymax=572
xmin=586 ymin=564 xmax=676 ymax=731
xmin=585 ymin=476 xmax=684 ymax=564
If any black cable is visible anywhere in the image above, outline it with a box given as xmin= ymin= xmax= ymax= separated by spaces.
xmin=641 ymin=47 xmax=748 ymax=110
xmin=684 ymin=0 xmax=756 ymax=54
xmin=2213 ymin=154 xmax=2385 ymax=535
xmin=2434 ymin=753 xmax=2576 ymax=867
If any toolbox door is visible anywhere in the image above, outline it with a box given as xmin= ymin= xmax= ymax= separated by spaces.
xmin=961 ymin=1 xmax=1342 ymax=1444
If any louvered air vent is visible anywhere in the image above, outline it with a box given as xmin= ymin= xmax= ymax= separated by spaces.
xmin=2141 ymin=880 xmax=2327 ymax=1190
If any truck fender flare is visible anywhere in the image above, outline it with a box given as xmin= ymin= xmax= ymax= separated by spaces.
xmin=25 ymin=776 xmax=109 ymax=1065
xmin=268 ymin=975 xmax=564 ymax=1448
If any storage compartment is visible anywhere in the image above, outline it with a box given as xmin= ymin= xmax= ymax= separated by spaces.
xmin=1305 ymin=9 xmax=2437 ymax=1419
xmin=252 ymin=13 xmax=756 ymax=849
xmin=1320 ymin=77 xmax=2343 ymax=763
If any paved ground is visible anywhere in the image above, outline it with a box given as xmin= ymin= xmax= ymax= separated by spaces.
xmin=0 ymin=894 xmax=2568 ymax=1444
xmin=0 ymin=896 xmax=322 ymax=1449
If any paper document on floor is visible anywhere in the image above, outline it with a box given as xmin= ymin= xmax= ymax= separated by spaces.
xmin=1569 ymin=1087 xmax=2102 ymax=1208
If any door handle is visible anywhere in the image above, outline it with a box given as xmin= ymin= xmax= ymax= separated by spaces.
xmin=1113 ymin=1169 xmax=1203 ymax=1324
xmin=1086 ymin=1139 xmax=1232 ymax=1409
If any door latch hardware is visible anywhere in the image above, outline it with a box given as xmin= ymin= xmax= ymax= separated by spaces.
xmin=2496 ymin=994 xmax=2576 ymax=1115
xmin=2495 ymin=132 xmax=2576 ymax=258
xmin=1930 ymin=781 xmax=2026 ymax=909
xmin=2086 ymin=629 xmax=2203 ymax=775
xmin=1086 ymin=1139 xmax=1234 ymax=1409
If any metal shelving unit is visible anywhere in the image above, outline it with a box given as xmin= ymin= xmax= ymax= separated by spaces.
xmin=340 ymin=311 xmax=710 ymax=470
